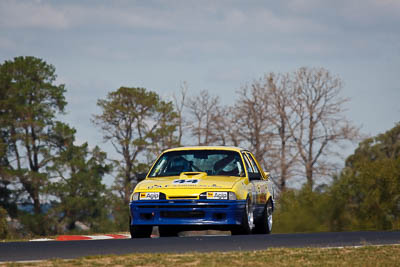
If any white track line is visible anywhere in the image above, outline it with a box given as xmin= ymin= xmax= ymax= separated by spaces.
xmin=30 ymin=234 xmax=131 ymax=241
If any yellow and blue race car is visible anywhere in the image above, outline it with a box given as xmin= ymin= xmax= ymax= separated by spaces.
xmin=129 ymin=146 xmax=274 ymax=237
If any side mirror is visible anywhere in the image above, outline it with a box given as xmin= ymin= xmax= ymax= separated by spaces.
xmin=264 ymin=171 xmax=270 ymax=180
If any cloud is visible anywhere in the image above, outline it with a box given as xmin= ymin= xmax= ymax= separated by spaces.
xmin=0 ymin=37 xmax=15 ymax=50
xmin=166 ymin=40 xmax=234 ymax=59
xmin=1 ymin=0 xmax=399 ymax=37
xmin=0 ymin=0 xmax=69 ymax=29
xmin=286 ymin=0 xmax=326 ymax=13
xmin=285 ymin=0 xmax=400 ymax=32
xmin=206 ymin=67 xmax=246 ymax=84
xmin=250 ymin=9 xmax=325 ymax=33
xmin=169 ymin=5 xmax=325 ymax=35
xmin=0 ymin=1 xmax=325 ymax=36
xmin=61 ymin=4 xmax=175 ymax=31
xmin=370 ymin=0 xmax=400 ymax=12
xmin=0 ymin=1 xmax=173 ymax=31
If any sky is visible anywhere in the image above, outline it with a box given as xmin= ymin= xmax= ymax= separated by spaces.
xmin=1 ymin=0 xmax=399 ymax=184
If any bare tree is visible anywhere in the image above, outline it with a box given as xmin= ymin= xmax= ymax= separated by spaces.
xmin=176 ymin=67 xmax=358 ymax=192
xmin=212 ymin=105 xmax=242 ymax=147
xmin=174 ymin=85 xmax=234 ymax=147
xmin=232 ymin=74 xmax=299 ymax=191
xmin=264 ymin=73 xmax=299 ymax=191
xmin=186 ymin=90 xmax=220 ymax=145
xmin=173 ymin=82 xmax=188 ymax=146
xmin=233 ymin=82 xmax=275 ymax=168
xmin=288 ymin=67 xmax=359 ymax=189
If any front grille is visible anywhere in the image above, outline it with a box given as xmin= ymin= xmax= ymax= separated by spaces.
xmin=213 ymin=213 xmax=226 ymax=220
xmin=168 ymin=196 xmax=198 ymax=199
xmin=140 ymin=213 xmax=154 ymax=220
xmin=160 ymin=211 xmax=205 ymax=219
xmin=137 ymin=205 xmax=229 ymax=209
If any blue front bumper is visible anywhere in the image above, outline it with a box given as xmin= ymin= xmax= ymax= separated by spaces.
xmin=129 ymin=199 xmax=246 ymax=226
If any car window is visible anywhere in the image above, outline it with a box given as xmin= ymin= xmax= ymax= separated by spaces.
xmin=243 ymin=152 xmax=262 ymax=180
xmin=148 ymin=150 xmax=245 ymax=177
xmin=246 ymin=153 xmax=261 ymax=174
xmin=242 ymin=152 xmax=253 ymax=172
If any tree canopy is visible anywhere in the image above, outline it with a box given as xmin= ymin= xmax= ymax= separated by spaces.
xmin=0 ymin=57 xmax=111 ymax=236
xmin=92 ymin=87 xmax=178 ymax=204
xmin=330 ymin=123 xmax=400 ymax=231
xmin=48 ymin=137 xmax=112 ymax=232
xmin=274 ymin=123 xmax=400 ymax=233
xmin=0 ymin=56 xmax=67 ymax=215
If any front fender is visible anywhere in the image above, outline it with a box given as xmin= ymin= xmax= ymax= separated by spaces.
xmin=231 ymin=177 xmax=253 ymax=201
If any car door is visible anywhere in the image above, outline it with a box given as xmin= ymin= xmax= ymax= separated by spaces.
xmin=241 ymin=152 xmax=261 ymax=208
xmin=242 ymin=152 xmax=268 ymax=215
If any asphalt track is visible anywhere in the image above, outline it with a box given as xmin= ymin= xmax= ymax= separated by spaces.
xmin=1 ymin=231 xmax=400 ymax=262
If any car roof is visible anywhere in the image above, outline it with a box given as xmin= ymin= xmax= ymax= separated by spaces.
xmin=163 ymin=146 xmax=245 ymax=153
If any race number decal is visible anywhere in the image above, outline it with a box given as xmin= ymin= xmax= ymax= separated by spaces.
xmin=173 ymin=179 xmax=200 ymax=184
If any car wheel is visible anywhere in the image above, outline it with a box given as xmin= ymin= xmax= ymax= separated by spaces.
xmin=231 ymin=197 xmax=254 ymax=235
xmin=130 ymin=217 xmax=152 ymax=238
xmin=253 ymin=199 xmax=273 ymax=234
xmin=158 ymin=225 xmax=180 ymax=237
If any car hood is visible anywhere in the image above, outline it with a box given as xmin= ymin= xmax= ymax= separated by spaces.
xmin=135 ymin=172 xmax=242 ymax=190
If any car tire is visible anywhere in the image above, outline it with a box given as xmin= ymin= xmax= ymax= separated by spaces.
xmin=231 ymin=197 xmax=254 ymax=235
xmin=158 ymin=225 xmax=180 ymax=237
xmin=130 ymin=217 xmax=152 ymax=238
xmin=253 ymin=199 xmax=273 ymax=234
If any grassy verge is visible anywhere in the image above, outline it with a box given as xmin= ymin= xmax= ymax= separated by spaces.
xmin=2 ymin=245 xmax=400 ymax=266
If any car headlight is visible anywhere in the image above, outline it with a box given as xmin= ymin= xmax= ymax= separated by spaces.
xmin=228 ymin=192 xmax=237 ymax=200
xmin=199 ymin=192 xmax=236 ymax=200
xmin=132 ymin=192 xmax=139 ymax=201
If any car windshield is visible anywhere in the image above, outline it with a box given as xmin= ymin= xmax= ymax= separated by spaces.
xmin=148 ymin=150 xmax=245 ymax=177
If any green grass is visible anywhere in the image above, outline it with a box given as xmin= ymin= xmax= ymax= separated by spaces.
xmin=2 ymin=245 xmax=400 ymax=266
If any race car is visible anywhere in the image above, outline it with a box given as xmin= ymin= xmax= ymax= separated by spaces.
xmin=129 ymin=146 xmax=274 ymax=238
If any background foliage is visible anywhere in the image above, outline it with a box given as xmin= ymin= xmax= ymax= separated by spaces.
xmin=274 ymin=124 xmax=400 ymax=233
xmin=0 ymin=56 xmax=398 ymax=238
